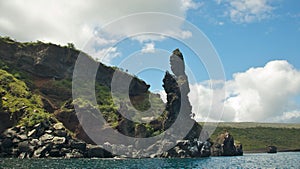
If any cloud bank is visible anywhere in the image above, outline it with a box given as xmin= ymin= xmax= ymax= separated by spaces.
xmin=0 ymin=0 xmax=199 ymax=50
xmin=188 ymin=60 xmax=300 ymax=123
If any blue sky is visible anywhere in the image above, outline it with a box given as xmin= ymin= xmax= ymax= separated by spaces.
xmin=1 ymin=0 xmax=300 ymax=123
xmin=194 ymin=0 xmax=300 ymax=79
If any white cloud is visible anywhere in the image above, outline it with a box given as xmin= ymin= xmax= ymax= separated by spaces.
xmin=141 ymin=42 xmax=155 ymax=53
xmin=0 ymin=0 xmax=197 ymax=50
xmin=0 ymin=0 xmax=201 ymax=65
xmin=217 ymin=0 xmax=275 ymax=23
xmin=218 ymin=21 xmax=224 ymax=26
xmin=178 ymin=30 xmax=193 ymax=39
xmin=186 ymin=60 xmax=300 ymax=123
xmin=180 ymin=0 xmax=204 ymax=11
xmin=272 ymin=111 xmax=300 ymax=123
xmin=92 ymin=47 xmax=121 ymax=65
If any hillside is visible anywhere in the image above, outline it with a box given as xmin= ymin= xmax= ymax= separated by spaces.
xmin=206 ymin=122 xmax=300 ymax=152
xmin=206 ymin=122 xmax=300 ymax=129
xmin=0 ymin=36 xmax=164 ymax=141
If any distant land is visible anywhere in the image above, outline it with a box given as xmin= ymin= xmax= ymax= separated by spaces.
xmin=202 ymin=122 xmax=300 ymax=153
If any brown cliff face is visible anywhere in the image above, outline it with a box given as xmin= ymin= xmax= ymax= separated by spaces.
xmin=0 ymin=37 xmax=150 ymax=109
xmin=0 ymin=37 xmax=151 ymax=135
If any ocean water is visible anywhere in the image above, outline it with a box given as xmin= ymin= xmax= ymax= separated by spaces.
xmin=0 ymin=152 xmax=299 ymax=169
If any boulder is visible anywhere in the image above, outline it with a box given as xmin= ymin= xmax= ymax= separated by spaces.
xmin=53 ymin=123 xmax=64 ymax=130
xmin=70 ymin=141 xmax=86 ymax=152
xmin=53 ymin=130 xmax=67 ymax=137
xmin=18 ymin=141 xmax=32 ymax=153
xmin=39 ymin=133 xmax=54 ymax=143
xmin=267 ymin=146 xmax=277 ymax=153
xmin=200 ymin=141 xmax=211 ymax=157
xmin=45 ymin=130 xmax=53 ymax=134
xmin=86 ymin=145 xmax=114 ymax=158
xmin=52 ymin=136 xmax=66 ymax=145
xmin=29 ymin=139 xmax=41 ymax=147
xmin=27 ymin=129 xmax=36 ymax=137
xmin=49 ymin=149 xmax=64 ymax=157
xmin=65 ymin=150 xmax=84 ymax=158
xmin=17 ymin=134 xmax=28 ymax=141
xmin=3 ymin=128 xmax=17 ymax=137
xmin=18 ymin=152 xmax=28 ymax=159
xmin=1 ymin=138 xmax=13 ymax=149
xmin=33 ymin=146 xmax=49 ymax=158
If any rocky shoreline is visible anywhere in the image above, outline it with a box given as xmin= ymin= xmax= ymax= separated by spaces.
xmin=0 ymin=118 xmax=243 ymax=159
xmin=0 ymin=119 xmax=113 ymax=158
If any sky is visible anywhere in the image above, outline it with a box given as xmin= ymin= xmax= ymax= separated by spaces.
xmin=0 ymin=0 xmax=300 ymax=123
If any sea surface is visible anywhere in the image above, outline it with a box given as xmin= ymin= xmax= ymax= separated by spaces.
xmin=0 ymin=152 xmax=299 ymax=169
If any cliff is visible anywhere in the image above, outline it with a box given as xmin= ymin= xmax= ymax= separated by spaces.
xmin=0 ymin=37 xmax=151 ymax=141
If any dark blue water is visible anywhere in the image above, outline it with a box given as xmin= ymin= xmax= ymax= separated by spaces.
xmin=1 ymin=152 xmax=299 ymax=169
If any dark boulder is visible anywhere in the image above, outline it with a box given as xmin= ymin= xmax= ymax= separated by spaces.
xmin=49 ymin=149 xmax=64 ymax=157
xmin=70 ymin=140 xmax=86 ymax=152
xmin=33 ymin=145 xmax=50 ymax=158
xmin=267 ymin=146 xmax=277 ymax=153
xmin=86 ymin=145 xmax=114 ymax=158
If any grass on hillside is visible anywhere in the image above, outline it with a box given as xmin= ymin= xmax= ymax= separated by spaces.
xmin=0 ymin=69 xmax=51 ymax=127
xmin=205 ymin=122 xmax=300 ymax=152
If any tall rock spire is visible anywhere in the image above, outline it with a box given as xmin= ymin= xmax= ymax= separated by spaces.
xmin=162 ymin=49 xmax=201 ymax=140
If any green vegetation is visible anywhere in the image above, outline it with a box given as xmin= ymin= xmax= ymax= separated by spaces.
xmin=1 ymin=36 xmax=16 ymax=44
xmin=66 ymin=42 xmax=75 ymax=49
xmin=207 ymin=122 xmax=300 ymax=152
xmin=0 ymin=69 xmax=51 ymax=127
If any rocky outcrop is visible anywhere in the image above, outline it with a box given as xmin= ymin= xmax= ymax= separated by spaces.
xmin=267 ymin=146 xmax=277 ymax=153
xmin=152 ymin=49 xmax=207 ymax=158
xmin=160 ymin=140 xmax=211 ymax=158
xmin=0 ymin=119 xmax=114 ymax=158
xmin=211 ymin=131 xmax=243 ymax=156
xmin=162 ymin=49 xmax=202 ymax=140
